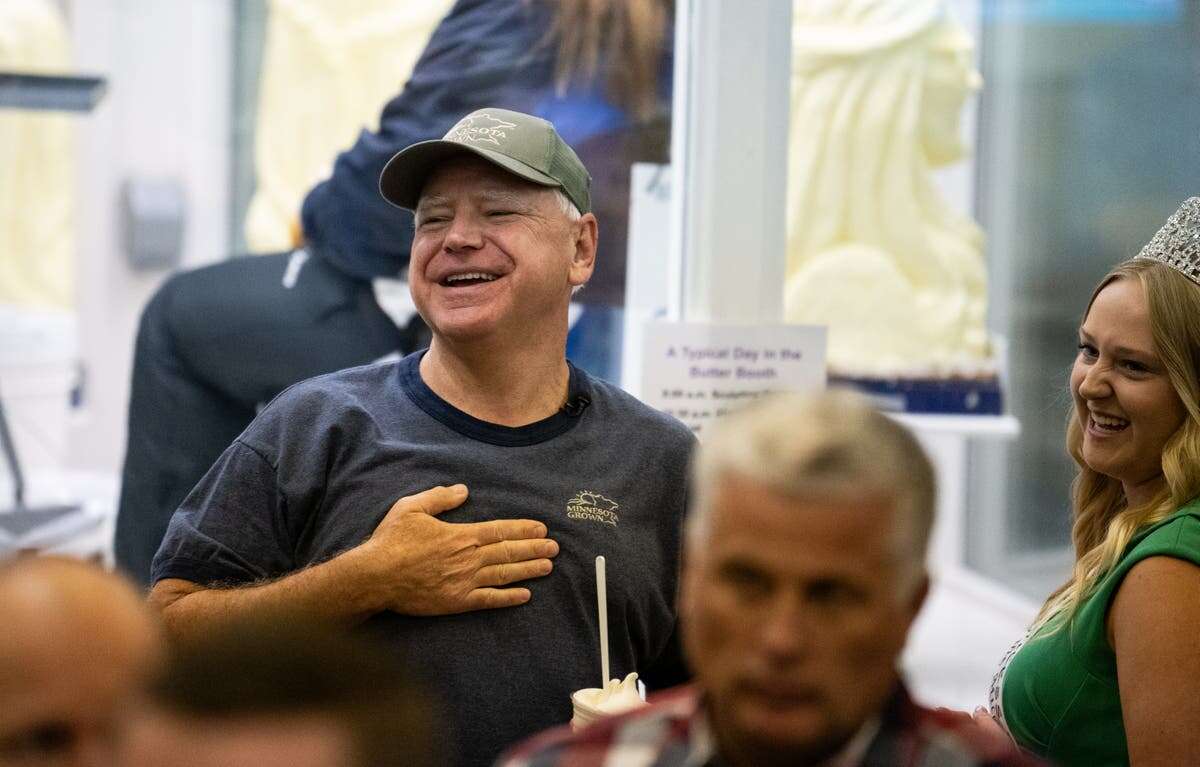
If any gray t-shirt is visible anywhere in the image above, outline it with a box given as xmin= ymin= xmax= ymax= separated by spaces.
xmin=153 ymin=352 xmax=695 ymax=767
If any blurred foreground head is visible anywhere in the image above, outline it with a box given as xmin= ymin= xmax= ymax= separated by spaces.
xmin=682 ymin=390 xmax=936 ymax=766
xmin=0 ymin=556 xmax=162 ymax=767
xmin=121 ymin=619 xmax=437 ymax=767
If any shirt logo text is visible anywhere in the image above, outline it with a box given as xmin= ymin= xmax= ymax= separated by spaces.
xmin=566 ymin=490 xmax=619 ymax=527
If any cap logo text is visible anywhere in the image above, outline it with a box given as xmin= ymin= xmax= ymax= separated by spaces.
xmin=446 ymin=113 xmax=518 ymax=147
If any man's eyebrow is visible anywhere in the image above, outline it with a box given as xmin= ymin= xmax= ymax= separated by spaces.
xmin=475 ymin=188 xmax=531 ymax=206
xmin=416 ymin=194 xmax=451 ymax=211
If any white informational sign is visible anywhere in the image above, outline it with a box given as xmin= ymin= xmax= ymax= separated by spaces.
xmin=641 ymin=323 xmax=826 ymax=435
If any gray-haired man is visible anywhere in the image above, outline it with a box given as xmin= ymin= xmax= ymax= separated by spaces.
xmin=149 ymin=108 xmax=694 ymax=767
xmin=502 ymin=391 xmax=1041 ymax=767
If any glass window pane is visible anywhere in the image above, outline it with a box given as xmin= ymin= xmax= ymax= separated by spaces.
xmin=968 ymin=0 xmax=1199 ymax=597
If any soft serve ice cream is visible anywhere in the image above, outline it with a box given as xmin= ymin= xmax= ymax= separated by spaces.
xmin=570 ymin=672 xmax=646 ymax=730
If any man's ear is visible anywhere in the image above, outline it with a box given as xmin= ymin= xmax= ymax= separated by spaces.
xmin=568 ymin=213 xmax=598 ymax=287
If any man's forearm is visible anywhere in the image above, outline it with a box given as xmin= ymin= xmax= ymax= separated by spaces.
xmin=150 ymin=543 xmax=385 ymax=639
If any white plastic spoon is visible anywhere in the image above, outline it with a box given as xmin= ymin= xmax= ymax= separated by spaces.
xmin=596 ymin=555 xmax=610 ymax=688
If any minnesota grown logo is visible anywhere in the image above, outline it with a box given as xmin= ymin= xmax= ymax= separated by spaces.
xmin=566 ymin=490 xmax=619 ymax=527
xmin=446 ymin=113 xmax=517 ymax=146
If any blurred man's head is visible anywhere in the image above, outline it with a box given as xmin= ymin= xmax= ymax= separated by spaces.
xmin=120 ymin=619 xmax=437 ymax=767
xmin=0 ymin=556 xmax=162 ymax=767
xmin=681 ymin=391 xmax=936 ymax=767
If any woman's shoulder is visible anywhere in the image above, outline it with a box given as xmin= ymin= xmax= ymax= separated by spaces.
xmin=1124 ymin=498 xmax=1200 ymax=562
xmin=1080 ymin=500 xmax=1200 ymax=635
xmin=1068 ymin=500 xmax=1200 ymax=655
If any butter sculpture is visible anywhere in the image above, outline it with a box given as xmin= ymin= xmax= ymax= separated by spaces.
xmin=785 ymin=0 xmax=993 ymax=379
xmin=244 ymin=0 xmax=453 ymax=251
xmin=0 ymin=0 xmax=75 ymax=309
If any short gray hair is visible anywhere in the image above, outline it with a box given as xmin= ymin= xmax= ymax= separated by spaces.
xmin=552 ymin=187 xmax=582 ymax=222
xmin=552 ymin=187 xmax=586 ymax=296
xmin=690 ymin=390 xmax=936 ymax=591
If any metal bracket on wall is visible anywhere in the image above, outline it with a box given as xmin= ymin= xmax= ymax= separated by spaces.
xmin=0 ymin=72 xmax=106 ymax=112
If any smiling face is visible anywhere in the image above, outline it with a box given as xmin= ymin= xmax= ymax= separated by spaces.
xmin=681 ymin=473 xmax=924 ymax=765
xmin=1071 ymin=276 xmax=1187 ymax=502
xmin=409 ymin=156 xmax=596 ymax=345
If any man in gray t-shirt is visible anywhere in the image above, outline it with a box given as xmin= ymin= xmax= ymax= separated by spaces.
xmin=149 ymin=108 xmax=694 ymax=766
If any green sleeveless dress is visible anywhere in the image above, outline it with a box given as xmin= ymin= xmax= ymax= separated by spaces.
xmin=999 ymin=499 xmax=1200 ymax=766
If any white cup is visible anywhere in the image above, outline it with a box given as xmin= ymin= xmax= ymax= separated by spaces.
xmin=569 ymin=688 xmax=607 ymax=731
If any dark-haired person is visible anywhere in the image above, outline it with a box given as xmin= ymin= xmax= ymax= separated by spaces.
xmin=120 ymin=619 xmax=437 ymax=767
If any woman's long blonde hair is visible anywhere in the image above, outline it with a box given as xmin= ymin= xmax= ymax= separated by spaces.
xmin=1035 ymin=259 xmax=1200 ymax=628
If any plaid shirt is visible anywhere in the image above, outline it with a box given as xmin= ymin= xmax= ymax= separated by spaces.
xmin=497 ymin=684 xmax=1044 ymax=767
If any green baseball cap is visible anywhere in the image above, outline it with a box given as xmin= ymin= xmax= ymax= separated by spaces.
xmin=378 ymin=107 xmax=592 ymax=214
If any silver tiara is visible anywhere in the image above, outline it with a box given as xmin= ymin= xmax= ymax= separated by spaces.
xmin=1135 ymin=197 xmax=1200 ymax=286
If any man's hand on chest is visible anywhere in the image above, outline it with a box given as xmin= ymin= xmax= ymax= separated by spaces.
xmin=354 ymin=484 xmax=561 ymax=615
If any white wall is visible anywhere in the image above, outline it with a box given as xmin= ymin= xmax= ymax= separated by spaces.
xmin=67 ymin=0 xmax=233 ymax=474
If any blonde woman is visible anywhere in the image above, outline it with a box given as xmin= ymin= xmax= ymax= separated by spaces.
xmin=985 ymin=199 xmax=1200 ymax=765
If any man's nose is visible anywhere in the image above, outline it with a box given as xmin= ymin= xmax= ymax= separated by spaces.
xmin=443 ymin=211 xmax=484 ymax=252
xmin=758 ymin=593 xmax=806 ymax=661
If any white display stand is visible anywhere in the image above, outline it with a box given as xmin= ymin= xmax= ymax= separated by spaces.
xmin=0 ymin=470 xmax=115 ymax=562
xmin=894 ymin=413 xmax=1021 ymax=569
xmin=894 ymin=413 xmax=1021 ymax=437
xmin=903 ymin=563 xmax=1037 ymax=709
xmin=891 ymin=413 xmax=1028 ymax=710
